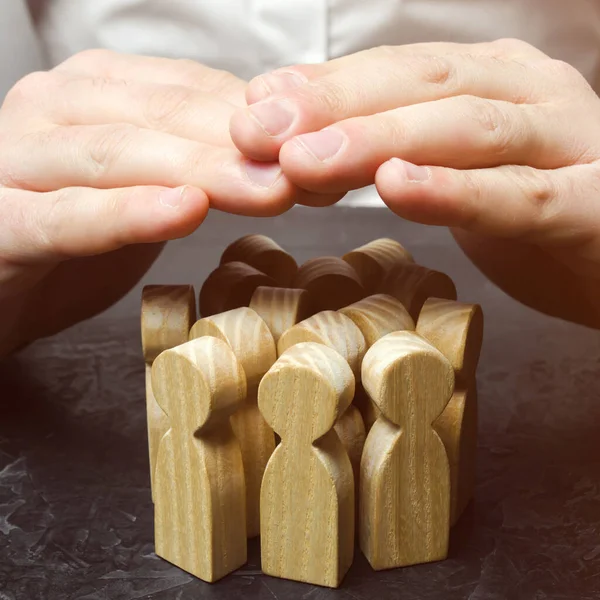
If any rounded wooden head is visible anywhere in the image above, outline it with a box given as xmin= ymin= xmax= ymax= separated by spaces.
xmin=343 ymin=238 xmax=413 ymax=293
xmin=362 ymin=331 xmax=454 ymax=426
xmin=378 ymin=263 xmax=457 ymax=321
xmin=258 ymin=342 xmax=354 ymax=442
xmin=151 ymin=336 xmax=247 ymax=434
xmin=293 ymin=256 xmax=365 ymax=313
xmin=277 ymin=311 xmax=367 ymax=379
xmin=141 ymin=285 xmax=196 ymax=363
xmin=199 ymin=261 xmax=276 ymax=317
xmin=416 ymin=298 xmax=483 ymax=383
xmin=339 ymin=293 xmax=415 ymax=347
xmin=249 ymin=286 xmax=311 ymax=345
xmin=220 ymin=234 xmax=298 ymax=287
xmin=189 ymin=307 xmax=276 ymax=387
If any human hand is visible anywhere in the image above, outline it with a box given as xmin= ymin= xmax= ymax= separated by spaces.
xmin=229 ymin=40 xmax=600 ymax=327
xmin=0 ymin=50 xmax=344 ymax=357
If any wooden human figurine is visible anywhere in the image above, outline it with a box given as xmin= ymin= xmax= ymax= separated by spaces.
xmin=416 ymin=298 xmax=484 ymax=525
xmin=189 ymin=307 xmax=277 ymax=538
xmin=140 ymin=284 xmax=196 ymax=500
xmin=258 ymin=342 xmax=355 ymax=588
xmin=199 ymin=261 xmax=276 ymax=317
xmin=277 ymin=310 xmax=367 ymax=485
xmin=249 ymin=286 xmax=311 ymax=346
xmin=151 ymin=336 xmax=247 ymax=582
xmin=339 ymin=294 xmax=415 ymax=432
xmin=220 ymin=234 xmax=298 ymax=287
xmin=342 ymin=238 xmax=414 ymax=293
xmin=378 ymin=262 xmax=457 ymax=321
xmin=293 ymin=256 xmax=365 ymax=313
xmin=277 ymin=310 xmax=367 ymax=379
xmin=360 ymin=331 xmax=454 ymax=569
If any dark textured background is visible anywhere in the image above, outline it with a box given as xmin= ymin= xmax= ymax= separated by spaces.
xmin=2 ymin=204 xmax=600 ymax=599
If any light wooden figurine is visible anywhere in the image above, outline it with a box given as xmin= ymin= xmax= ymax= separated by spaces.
xmin=151 ymin=336 xmax=247 ymax=582
xmin=378 ymin=263 xmax=457 ymax=321
xmin=277 ymin=310 xmax=367 ymax=498
xmin=258 ymin=342 xmax=355 ymax=588
xmin=360 ymin=331 xmax=454 ymax=569
xmin=189 ymin=307 xmax=277 ymax=538
xmin=339 ymin=294 xmax=415 ymax=433
xmin=249 ymin=286 xmax=311 ymax=346
xmin=141 ymin=284 xmax=196 ymax=500
xmin=199 ymin=261 xmax=276 ymax=317
xmin=293 ymin=256 xmax=365 ymax=313
xmin=416 ymin=298 xmax=484 ymax=525
xmin=220 ymin=234 xmax=298 ymax=287
xmin=342 ymin=238 xmax=414 ymax=293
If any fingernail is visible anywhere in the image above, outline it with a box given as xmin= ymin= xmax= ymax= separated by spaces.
xmin=245 ymin=161 xmax=282 ymax=188
xmin=389 ymin=157 xmax=431 ymax=183
xmin=249 ymin=100 xmax=296 ymax=136
xmin=260 ymin=71 xmax=306 ymax=95
xmin=159 ymin=186 xmax=187 ymax=208
xmin=294 ymin=129 xmax=346 ymax=162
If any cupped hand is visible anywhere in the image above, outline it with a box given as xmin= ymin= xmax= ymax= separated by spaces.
xmin=0 ymin=50 xmax=344 ymax=357
xmin=230 ymin=40 xmax=600 ymax=327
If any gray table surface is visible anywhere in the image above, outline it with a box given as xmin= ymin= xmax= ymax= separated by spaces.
xmin=2 ymin=204 xmax=600 ymax=600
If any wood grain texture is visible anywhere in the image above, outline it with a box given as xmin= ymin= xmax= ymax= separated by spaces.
xmin=151 ymin=336 xmax=247 ymax=582
xmin=277 ymin=310 xmax=367 ymax=380
xmin=189 ymin=307 xmax=277 ymax=538
xmin=339 ymin=293 xmax=415 ymax=347
xmin=258 ymin=342 xmax=355 ymax=588
xmin=199 ymin=261 xmax=276 ymax=317
xmin=378 ymin=263 xmax=457 ymax=321
xmin=220 ymin=234 xmax=298 ymax=287
xmin=342 ymin=238 xmax=414 ymax=293
xmin=249 ymin=286 xmax=311 ymax=346
xmin=333 ymin=404 xmax=366 ymax=524
xmin=340 ymin=294 xmax=415 ymax=433
xmin=360 ymin=331 xmax=454 ymax=569
xmin=416 ymin=298 xmax=484 ymax=525
xmin=293 ymin=256 xmax=365 ymax=313
xmin=141 ymin=285 xmax=196 ymax=500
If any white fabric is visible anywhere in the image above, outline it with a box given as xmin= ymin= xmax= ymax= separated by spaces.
xmin=29 ymin=0 xmax=600 ymax=85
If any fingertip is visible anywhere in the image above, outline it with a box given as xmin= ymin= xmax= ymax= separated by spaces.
xmin=229 ymin=105 xmax=282 ymax=161
xmin=375 ymin=159 xmax=457 ymax=225
xmin=152 ymin=185 xmax=210 ymax=239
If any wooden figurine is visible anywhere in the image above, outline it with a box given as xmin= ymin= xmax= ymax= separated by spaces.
xmin=342 ymin=238 xmax=414 ymax=293
xmin=189 ymin=307 xmax=277 ymax=538
xmin=140 ymin=284 xmax=196 ymax=500
xmin=220 ymin=234 xmax=298 ymax=287
xmin=340 ymin=294 xmax=415 ymax=433
xmin=199 ymin=261 xmax=276 ymax=317
xmin=378 ymin=263 xmax=457 ymax=321
xmin=416 ymin=298 xmax=484 ymax=525
xmin=277 ymin=311 xmax=367 ymax=380
xmin=293 ymin=256 xmax=365 ymax=313
xmin=249 ymin=286 xmax=311 ymax=346
xmin=259 ymin=342 xmax=355 ymax=588
xmin=360 ymin=331 xmax=454 ymax=569
xmin=151 ymin=336 xmax=247 ymax=582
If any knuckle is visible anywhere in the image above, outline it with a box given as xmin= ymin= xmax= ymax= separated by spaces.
xmin=488 ymin=37 xmax=535 ymax=56
xmin=144 ymin=85 xmax=193 ymax=129
xmin=464 ymin=96 xmax=514 ymax=157
xmin=301 ymin=79 xmax=353 ymax=116
xmin=3 ymin=71 xmax=55 ymax=109
xmin=86 ymin=124 xmax=136 ymax=179
xmin=413 ymin=54 xmax=455 ymax=87
xmin=544 ymin=59 xmax=588 ymax=86
xmin=59 ymin=48 xmax=116 ymax=73
xmin=515 ymin=167 xmax=557 ymax=213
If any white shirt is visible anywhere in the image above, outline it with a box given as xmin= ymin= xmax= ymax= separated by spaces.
xmin=4 ymin=0 xmax=600 ymax=90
